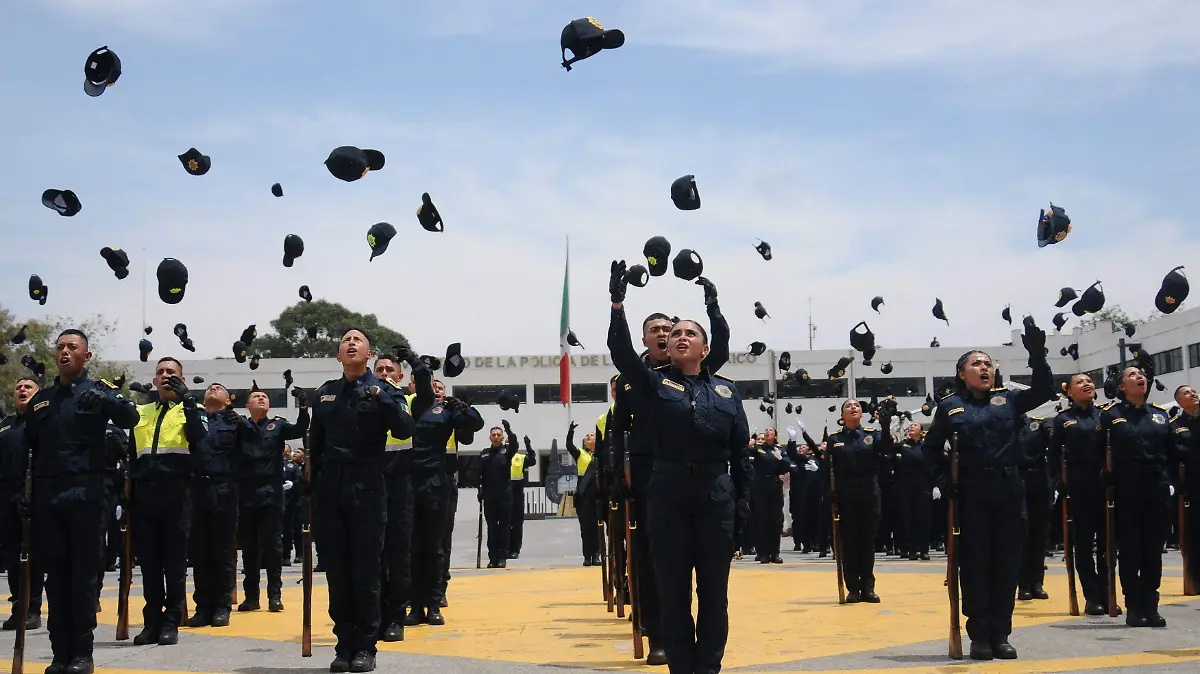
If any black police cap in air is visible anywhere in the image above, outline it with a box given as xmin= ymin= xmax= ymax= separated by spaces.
xmin=871 ymin=296 xmax=884 ymax=313
xmin=444 ymin=343 xmax=465 ymax=378
xmin=1036 ymin=203 xmax=1071 ymax=248
xmin=178 ymin=148 xmax=211 ymax=176
xmin=624 ymin=264 xmax=649 ymax=288
xmin=792 ymin=368 xmax=810 ymax=383
xmin=84 ymin=46 xmax=121 ymax=97
xmin=240 ymin=325 xmax=257 ymax=347
xmin=778 ymin=351 xmax=791 ymax=372
xmin=930 ymin=337 xmax=939 ymax=348
xmin=42 ymin=189 xmax=81 ymax=217
xmin=498 ymin=390 xmax=521 ymax=413
xmin=325 ymin=146 xmax=385 ymax=182
xmin=560 ymin=17 xmax=625 ymax=72
xmin=27 ymin=274 xmax=47 ymax=304
xmin=192 ymin=376 xmax=205 ymax=385
xmin=306 ymin=326 xmax=318 ymax=340
xmin=1066 ymin=343 xmax=1079 ymax=361
xmin=932 ymin=298 xmax=949 ymax=324
xmin=785 ymin=403 xmax=793 ymax=415
xmin=1155 ymin=266 xmax=1188 ymax=315
xmin=672 ymin=249 xmax=703 ymax=281
xmin=232 ymin=340 xmax=248 ymax=363
xmin=1052 ymin=312 xmax=1068 ymax=332
xmin=670 ymin=175 xmax=701 ymax=211
xmin=754 ymin=301 xmax=769 ymax=320
xmin=144 ymin=326 xmax=153 ymax=335
xmin=1124 ymin=322 xmax=1136 ymax=338
xmin=283 ymin=234 xmax=304 ymax=267
xmin=22 ymin=355 xmax=45 ymax=380
xmin=1072 ymin=281 xmax=1105 ymax=317
xmin=849 ymin=321 xmax=875 ymax=354
xmin=1055 ymin=287 xmax=1078 ymax=308
xmin=1001 ymin=305 xmax=1012 ymax=325
xmin=249 ymin=354 xmax=261 ymax=371
xmin=138 ymin=338 xmax=153 ymax=363
xmin=417 ymin=193 xmax=443 ymax=232
xmin=299 ymin=285 xmax=313 ymax=302
xmin=566 ymin=330 xmax=584 ymax=349
xmin=156 ymin=258 xmax=188 ymax=304
xmin=283 ymin=369 xmax=294 ymax=390
xmin=271 ymin=182 xmax=284 ymax=197
xmin=880 ymin=362 xmax=893 ymax=375
xmin=174 ymin=323 xmax=189 ymax=340
xmin=754 ymin=240 xmax=772 ymax=261
xmin=100 ymin=247 xmax=130 ymax=279
xmin=748 ymin=341 xmax=767 ymax=357
xmin=643 ymin=236 xmax=671 ymax=277
xmin=367 ymin=222 xmax=397 ymax=261
xmin=9 ymin=326 xmax=26 ymax=345
xmin=421 ymin=355 xmax=443 ymax=372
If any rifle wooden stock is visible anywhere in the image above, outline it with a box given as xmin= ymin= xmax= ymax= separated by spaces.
xmin=946 ymin=433 xmax=962 ymax=661
xmin=1105 ymin=431 xmax=1117 ymax=618
xmin=12 ymin=448 xmax=33 ymax=674
xmin=1181 ymin=463 xmax=1195 ymax=596
xmin=829 ymin=465 xmax=845 ymax=605
xmin=116 ymin=456 xmax=133 ymax=641
xmin=623 ymin=452 xmax=643 ymax=660
xmin=301 ymin=442 xmax=313 ymax=658
xmin=1061 ymin=453 xmax=1079 ymax=616
xmin=610 ymin=497 xmax=625 ymax=619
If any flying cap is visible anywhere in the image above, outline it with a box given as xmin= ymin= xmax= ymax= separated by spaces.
xmin=849 ymin=321 xmax=875 ymax=354
xmin=138 ymin=338 xmax=153 ymax=362
xmin=1052 ymin=312 xmax=1068 ymax=332
xmin=42 ymin=189 xmax=82 ymax=217
xmin=827 ymin=356 xmax=853 ymax=380
xmin=173 ymin=323 xmax=189 ymax=342
xmin=670 ymin=175 xmax=701 ymax=211
xmin=283 ymin=369 xmax=294 ymax=389
xmin=1124 ymin=322 xmax=1136 ymax=338
xmin=1055 ymin=287 xmax=1078 ymax=308
xmin=1072 ymin=281 xmax=1105 ymax=317
xmin=249 ymin=354 xmax=261 ymax=371
xmin=1155 ymin=266 xmax=1188 ymax=314
xmin=144 ymin=326 xmax=153 ymax=335
xmin=299 ymin=285 xmax=313 ymax=302
xmin=643 ymin=236 xmax=671 ymax=276
xmin=748 ymin=341 xmax=767 ymax=357
xmin=84 ymin=46 xmax=121 ymax=97
xmin=560 ymin=17 xmax=625 ymax=71
xmin=283 ymin=234 xmax=304 ymax=267
xmin=778 ymin=351 xmax=791 ymax=372
xmin=444 ymin=343 xmax=465 ymax=378
xmin=624 ymin=264 xmax=649 ymax=288
xmin=271 ymin=182 xmax=284 ymax=197
xmin=192 ymin=376 xmax=205 ymax=385
xmin=785 ymin=403 xmax=793 ymax=415
xmin=880 ymin=362 xmax=894 ymax=375
xmin=9 ymin=326 xmax=26 ymax=345
xmin=930 ymin=337 xmax=940 ymax=348
xmin=871 ymin=296 xmax=884 ymax=313
xmin=498 ymin=390 xmax=521 ymax=413
xmin=672 ymin=249 xmax=703 ymax=281
xmin=416 ymin=193 xmax=443 ymax=232
xmin=100 ymin=247 xmax=130 ymax=279
xmin=420 ymin=355 xmax=443 ymax=372
xmin=240 ymin=325 xmax=257 ymax=347
xmin=325 ymin=146 xmax=385 ymax=182
xmin=1036 ymin=203 xmax=1072 ymax=248
xmin=932 ymin=298 xmax=949 ymax=325
xmin=306 ymin=326 xmax=318 ymax=340
xmin=753 ymin=301 xmax=769 ymax=320
xmin=156 ymin=258 xmax=188 ymax=304
xmin=367 ymin=222 xmax=397 ymax=261
xmin=178 ymin=148 xmax=211 ymax=176
xmin=1066 ymin=343 xmax=1079 ymax=361
xmin=21 ymin=356 xmax=45 ymax=380
xmin=566 ymin=330 xmax=584 ymax=348
xmin=1001 ymin=305 xmax=1012 ymax=325
xmin=754 ymin=240 xmax=772 ymax=261
xmin=232 ymin=340 xmax=248 ymax=363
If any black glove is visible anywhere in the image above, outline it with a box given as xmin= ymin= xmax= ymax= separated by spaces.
xmin=77 ymin=388 xmax=108 ymax=413
xmin=219 ymin=407 xmax=242 ymax=426
xmin=943 ymin=481 xmax=959 ymax=499
xmin=609 ymin=259 xmax=628 ymax=304
xmin=523 ymin=436 xmax=533 ymax=452
xmin=290 ymin=386 xmax=307 ymax=407
xmin=695 ymin=276 xmax=719 ymax=306
xmin=446 ymin=397 xmax=470 ymax=413
xmin=567 ymin=420 xmax=578 ymax=439
xmin=165 ymin=375 xmax=189 ymax=400
xmin=613 ymin=472 xmax=632 ymax=500
xmin=826 ymin=489 xmax=838 ymax=504
xmin=501 ymin=419 xmax=512 ymax=435
xmin=736 ymin=498 xmax=751 ymax=520
xmin=1021 ymin=319 xmax=1047 ymax=363
xmin=396 ymin=346 xmax=421 ymax=369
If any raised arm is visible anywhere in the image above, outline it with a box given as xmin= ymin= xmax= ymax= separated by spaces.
xmin=283 ymin=405 xmax=310 ymax=440
xmin=565 ymin=422 xmax=581 ymax=461
xmin=696 ymin=277 xmax=729 ymax=372
xmin=1015 ymin=321 xmax=1054 ymax=415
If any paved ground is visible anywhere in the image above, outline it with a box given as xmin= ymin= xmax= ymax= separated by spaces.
xmin=0 ymin=492 xmax=1198 ymax=673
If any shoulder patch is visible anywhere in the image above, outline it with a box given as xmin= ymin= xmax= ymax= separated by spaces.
xmin=1177 ymin=427 xmax=1190 ymax=434
xmin=948 ymin=407 xmax=965 ymax=416
xmin=624 ymin=383 xmax=631 ymax=391
xmin=387 ymin=379 xmax=404 ymax=389
xmin=33 ymin=400 xmax=50 ymax=412
xmin=1110 ymin=417 xmax=1127 ymax=425
xmin=319 ymin=394 xmax=336 ymax=403
xmin=991 ymin=386 xmax=1007 ymax=392
xmin=661 ymin=378 xmax=685 ymax=392
xmin=1063 ymin=419 xmax=1077 ymax=428
xmin=99 ymin=378 xmax=119 ymax=390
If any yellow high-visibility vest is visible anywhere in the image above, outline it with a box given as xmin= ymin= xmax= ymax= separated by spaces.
xmin=596 ymin=408 xmax=611 ymax=441
xmin=386 ymin=392 xmax=417 ymax=451
xmin=577 ymin=448 xmax=593 ymax=476
xmin=510 ymin=452 xmax=526 ymax=480
xmin=133 ymin=401 xmax=191 ymax=456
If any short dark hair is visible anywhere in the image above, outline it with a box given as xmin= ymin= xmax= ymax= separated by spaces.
xmin=374 ymin=355 xmax=397 ymax=367
xmin=14 ymin=378 xmax=38 ymax=389
xmin=490 ymin=426 xmax=503 ymax=433
xmin=1175 ymin=385 xmax=1193 ymax=400
xmin=342 ymin=327 xmax=373 ymax=346
xmin=642 ymin=313 xmax=671 ymax=332
xmin=954 ymin=350 xmax=991 ymax=392
xmin=671 ymin=319 xmax=708 ymax=345
xmin=57 ymin=329 xmax=89 ymax=347
xmin=156 ymin=356 xmax=183 ymax=374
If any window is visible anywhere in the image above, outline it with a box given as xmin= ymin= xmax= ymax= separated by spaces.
xmin=854 ymin=377 xmax=926 ymax=399
xmin=450 ymin=385 xmax=526 ymax=406
xmin=777 ymin=378 xmax=846 ymax=399
xmin=734 ymin=380 xmax=768 ymax=401
xmin=533 ymin=383 xmax=609 ymax=404
xmin=931 ymin=377 xmax=958 ymax=399
xmin=1189 ymin=343 xmax=1200 ymax=369
xmin=1153 ymin=347 xmax=1184 ymax=375
xmin=1083 ymin=368 xmax=1104 ymax=386
xmin=227 ymin=388 xmax=287 ymax=410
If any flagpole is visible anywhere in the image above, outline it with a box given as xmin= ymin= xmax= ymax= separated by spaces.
xmin=565 ymin=235 xmax=572 ymax=429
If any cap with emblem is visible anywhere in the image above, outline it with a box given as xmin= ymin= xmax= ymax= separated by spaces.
xmin=367 ymin=222 xmax=397 ymax=261
xmin=299 ymin=285 xmax=313 ymax=302
xmin=827 ymin=356 xmax=853 ymax=380
xmin=498 ymin=390 xmax=521 ymax=413
xmin=748 ymin=341 xmax=766 ymax=357
xmin=444 ymin=342 xmax=465 ymax=378
xmin=1052 ymin=312 xmax=1068 ymax=332
xmin=1066 ymin=343 xmax=1079 ymax=360
xmin=84 ymin=46 xmax=121 ymax=97
xmin=1155 ymin=266 xmax=1188 ymax=314
xmin=283 ymin=234 xmax=304 ymax=267
xmin=672 ymin=249 xmax=703 ymax=281
xmin=28 ymin=275 xmax=48 ymax=305
xmin=789 ymin=368 xmax=810 ymax=384
xmin=175 ymin=323 xmax=192 ymax=349
xmin=138 ymin=338 xmax=153 ymax=362
xmin=416 ymin=193 xmax=443 ymax=232
xmin=624 ymin=264 xmax=649 ymax=288
xmin=880 ymin=362 xmax=893 ymax=375
xmin=306 ymin=326 xmax=318 ymax=340
xmin=1055 ymin=287 xmax=1078 ymax=308
xmin=271 ymin=182 xmax=283 ymax=197
xmin=1037 ymin=203 xmax=1072 ymax=248
xmin=670 ymin=175 xmax=700 ymax=211
xmin=249 ymin=354 xmax=261 ymax=371
xmin=1001 ymin=305 xmax=1012 ymax=325
xmin=871 ymin=296 xmax=884 ymax=313
xmin=920 ymin=394 xmax=935 ymax=417
xmin=240 ymin=325 xmax=257 ymax=348
xmin=784 ymin=403 xmax=793 ymax=415
xmin=778 ymin=351 xmax=791 ymax=372
xmin=232 ymin=340 xmax=248 ymax=364
xmin=560 ymin=17 xmax=625 ymax=71
xmin=420 ymin=355 xmax=443 ymax=372
xmin=100 ymin=247 xmax=130 ymax=279
xmin=1072 ymin=281 xmax=1105 ymax=316
xmin=9 ymin=326 xmax=26 ymax=345
xmin=759 ymin=402 xmax=767 ymax=413
xmin=177 ymin=148 xmax=211 ymax=176
xmin=642 ymin=236 xmax=671 ymax=277
xmin=932 ymin=298 xmax=949 ymax=325
xmin=754 ymin=240 xmax=772 ymax=261
xmin=754 ymin=301 xmax=769 ymax=321
xmin=42 ymin=189 xmax=82 ymax=217
xmin=325 ymin=146 xmax=385 ymax=182
xmin=153 ymin=258 xmax=188 ymax=304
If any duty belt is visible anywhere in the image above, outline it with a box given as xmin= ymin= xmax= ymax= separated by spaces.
xmin=653 ymin=460 xmax=727 ymax=477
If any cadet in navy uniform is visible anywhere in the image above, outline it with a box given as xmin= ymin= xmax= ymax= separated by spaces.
xmin=371 ymin=354 xmax=415 ymax=642
xmin=1016 ymin=413 xmax=1053 ymax=601
xmin=508 ymin=435 xmax=537 ymax=560
xmin=309 ymin=328 xmax=414 ymax=673
xmin=1174 ymin=385 xmax=1200 ymax=587
xmin=565 ymin=423 xmax=600 ymax=565
xmin=894 ymin=423 xmax=933 ymax=561
xmin=750 ymin=428 xmax=793 ymax=564
xmin=0 ymin=378 xmax=44 ymax=630
xmin=404 ymin=359 xmax=483 ymax=627
xmin=609 ymin=276 xmax=728 ymax=668
xmin=1049 ymin=374 xmax=1115 ymax=615
xmin=24 ymin=329 xmax=140 ymax=674
xmin=826 ymin=398 xmax=895 ymax=601
xmin=608 ymin=260 xmax=750 ymax=674
xmin=1102 ymin=365 xmax=1190 ymax=628
xmin=919 ymin=320 xmax=1052 ymax=661
xmin=479 ymin=422 xmax=519 ymax=568
xmin=186 ymin=383 xmax=245 ymax=629
xmin=237 ymin=386 xmax=309 ymax=613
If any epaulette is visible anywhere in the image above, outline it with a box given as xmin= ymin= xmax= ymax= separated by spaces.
xmin=713 ymin=373 xmax=735 ymax=382
xmin=652 ymin=364 xmax=671 ymax=371
xmin=99 ymin=378 xmax=119 ymax=390
xmin=1028 ymin=414 xmax=1047 ymax=421
xmin=386 ymin=379 xmax=404 ymax=389
xmin=1098 ymin=401 xmax=1117 ymax=411
xmin=990 ymin=386 xmax=1007 ymax=392
xmin=1152 ymin=403 xmax=1170 ymax=411
xmin=320 ymin=378 xmax=339 ymax=389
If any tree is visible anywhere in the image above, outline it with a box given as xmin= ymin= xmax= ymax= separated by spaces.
xmin=0 ymin=305 xmax=130 ymax=416
xmin=1078 ymin=305 xmax=1164 ymax=333
xmin=253 ymin=300 xmax=410 ymax=358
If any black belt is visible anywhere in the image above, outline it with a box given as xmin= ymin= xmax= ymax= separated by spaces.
xmin=959 ymin=465 xmax=1019 ymax=479
xmin=653 ymin=460 xmax=727 ymax=477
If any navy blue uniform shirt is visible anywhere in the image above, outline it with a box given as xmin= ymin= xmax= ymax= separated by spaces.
xmin=309 ymin=370 xmax=413 ymax=471
xmin=26 ymin=370 xmax=139 ymax=477
xmin=1101 ymin=400 xmax=1188 ymax=472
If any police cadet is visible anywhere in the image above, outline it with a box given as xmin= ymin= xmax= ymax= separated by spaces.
xmin=237 ymin=386 xmax=309 ymax=613
xmin=186 ymin=383 xmax=244 ymax=628
xmin=784 ymin=419 xmax=823 ymax=554
xmin=919 ymin=319 xmax=1052 ymax=661
xmin=25 ymin=329 xmax=140 ymax=673
xmin=1017 ymin=412 xmax=1054 ymax=601
xmin=96 ymin=424 xmax=128 ymax=609
xmin=1050 ymin=374 xmax=1114 ymax=615
xmin=404 ymin=356 xmax=482 ymax=627
xmin=0 ymin=378 xmax=44 ymax=630
xmin=372 ymin=354 xmax=414 ymax=641
xmin=479 ymin=422 xmax=519 ymax=568
xmin=609 ymin=275 xmax=728 ymax=668
xmin=309 ymin=328 xmax=414 ymax=673
xmin=608 ymin=260 xmax=749 ymax=674
xmin=826 ymin=398 xmax=895 ymax=601
xmin=1102 ymin=365 xmax=1189 ymax=628
xmin=1174 ymin=385 xmax=1199 ymax=586
xmin=438 ymin=428 xmax=471 ymax=608
xmin=130 ymin=357 xmax=204 ymax=647
xmin=508 ymin=434 xmax=537 ymax=560
xmin=750 ymin=428 xmax=792 ymax=564
xmin=282 ymin=446 xmax=304 ymax=566
xmin=894 ymin=423 xmax=933 ymax=561
xmin=565 ymin=423 xmax=600 ymax=565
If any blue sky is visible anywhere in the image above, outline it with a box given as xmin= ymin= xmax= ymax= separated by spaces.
xmin=2 ymin=0 xmax=1198 ymax=363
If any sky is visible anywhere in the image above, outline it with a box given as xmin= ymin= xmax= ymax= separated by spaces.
xmin=1 ymin=1 xmax=1199 ymax=364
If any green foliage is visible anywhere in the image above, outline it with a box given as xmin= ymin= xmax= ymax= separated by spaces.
xmin=0 ymin=305 xmax=130 ymax=416
xmin=253 ymin=300 xmax=409 ymax=358
xmin=1079 ymin=305 xmax=1163 ymax=333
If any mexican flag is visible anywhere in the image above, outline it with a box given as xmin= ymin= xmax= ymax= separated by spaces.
xmin=559 ymin=240 xmax=571 ymax=406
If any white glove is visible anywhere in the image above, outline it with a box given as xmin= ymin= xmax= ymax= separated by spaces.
xmin=932 ymin=487 xmax=942 ymax=500
xmin=115 ymin=505 xmax=123 ymax=520
xmin=283 ymin=480 xmax=294 ymax=491
xmin=1053 ymin=490 xmax=1059 ymax=503
xmin=796 ymin=418 xmax=806 ymax=431
xmin=786 ymin=426 xmax=798 ymax=441
xmin=804 ymin=460 xmax=819 ymax=472
xmin=1170 ymin=485 xmax=1176 ymax=496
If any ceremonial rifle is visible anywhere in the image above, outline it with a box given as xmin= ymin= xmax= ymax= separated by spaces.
xmin=623 ymin=448 xmax=643 ymax=659
xmin=11 ymin=446 xmax=33 ymax=674
xmin=1105 ymin=431 xmax=1118 ymax=618
xmin=606 ymin=433 xmax=626 ymax=618
xmin=116 ymin=447 xmax=133 ymax=641
xmin=301 ymin=435 xmax=313 ymax=657
xmin=828 ymin=452 xmax=845 ymax=605
xmin=1180 ymin=463 xmax=1195 ymax=595
xmin=476 ymin=486 xmax=484 ymax=570
xmin=946 ymin=432 xmax=963 ymax=660
xmin=1061 ymin=444 xmax=1079 ymax=616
